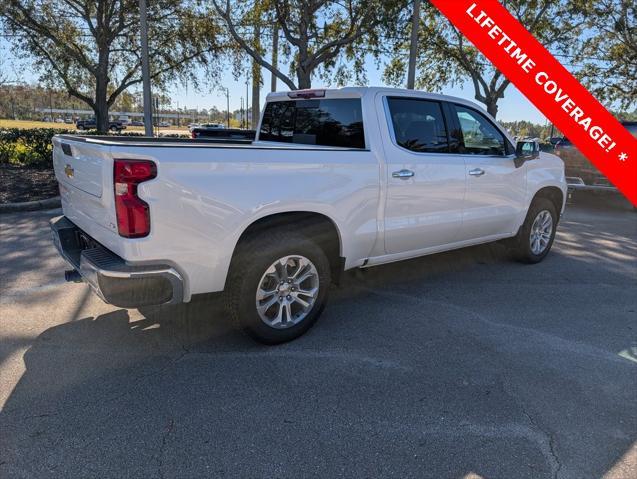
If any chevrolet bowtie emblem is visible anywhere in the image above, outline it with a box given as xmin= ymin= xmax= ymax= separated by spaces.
xmin=64 ymin=164 xmax=74 ymax=178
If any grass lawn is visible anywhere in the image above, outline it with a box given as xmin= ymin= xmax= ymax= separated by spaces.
xmin=0 ymin=119 xmax=189 ymax=132
xmin=0 ymin=119 xmax=76 ymax=130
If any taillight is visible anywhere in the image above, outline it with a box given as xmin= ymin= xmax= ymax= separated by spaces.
xmin=191 ymin=130 xmax=197 ymax=139
xmin=114 ymin=159 xmax=156 ymax=238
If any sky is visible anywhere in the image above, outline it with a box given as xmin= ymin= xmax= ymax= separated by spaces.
xmin=1 ymin=37 xmax=548 ymax=124
xmin=167 ymin=53 xmax=548 ymax=124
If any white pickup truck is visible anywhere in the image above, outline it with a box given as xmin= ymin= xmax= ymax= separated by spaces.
xmin=51 ymin=87 xmax=566 ymax=343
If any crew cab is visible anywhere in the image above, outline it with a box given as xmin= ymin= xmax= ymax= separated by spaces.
xmin=51 ymin=87 xmax=567 ymax=343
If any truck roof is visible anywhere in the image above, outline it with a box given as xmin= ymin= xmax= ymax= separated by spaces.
xmin=265 ymin=86 xmax=490 ymax=116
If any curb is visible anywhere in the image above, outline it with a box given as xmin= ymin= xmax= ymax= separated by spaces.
xmin=0 ymin=196 xmax=61 ymax=213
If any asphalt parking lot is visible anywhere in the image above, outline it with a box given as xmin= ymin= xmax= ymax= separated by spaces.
xmin=1 ymin=194 xmax=636 ymax=479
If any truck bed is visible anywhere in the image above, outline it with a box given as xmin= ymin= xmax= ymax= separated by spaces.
xmin=56 ymin=134 xmax=254 ymax=147
xmin=55 ymin=135 xmax=366 ymax=150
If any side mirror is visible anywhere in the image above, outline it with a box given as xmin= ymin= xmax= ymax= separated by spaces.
xmin=514 ymin=140 xmax=540 ymax=167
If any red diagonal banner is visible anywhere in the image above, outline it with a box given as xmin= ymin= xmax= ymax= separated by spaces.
xmin=429 ymin=0 xmax=637 ymax=206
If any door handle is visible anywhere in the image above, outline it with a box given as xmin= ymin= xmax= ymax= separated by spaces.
xmin=469 ymin=168 xmax=485 ymax=177
xmin=392 ymin=169 xmax=415 ymax=179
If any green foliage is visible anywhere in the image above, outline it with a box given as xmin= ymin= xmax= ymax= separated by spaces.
xmin=0 ymin=128 xmax=67 ymax=167
xmin=385 ymin=0 xmax=588 ymax=117
xmin=214 ymin=0 xmax=407 ymax=89
xmin=1 ymin=0 xmax=223 ymax=132
xmin=0 ymin=129 xmax=188 ymax=168
xmin=575 ymin=0 xmax=637 ymax=110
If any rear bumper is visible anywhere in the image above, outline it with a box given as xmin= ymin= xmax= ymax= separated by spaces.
xmin=50 ymin=216 xmax=183 ymax=308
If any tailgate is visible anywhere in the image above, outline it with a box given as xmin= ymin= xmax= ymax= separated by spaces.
xmin=53 ymin=136 xmax=104 ymax=197
xmin=52 ymin=136 xmax=118 ymax=238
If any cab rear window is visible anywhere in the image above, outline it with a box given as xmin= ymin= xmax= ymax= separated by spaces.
xmin=259 ymin=99 xmax=365 ymax=148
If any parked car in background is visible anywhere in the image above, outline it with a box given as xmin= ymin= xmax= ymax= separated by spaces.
xmin=64 ymin=118 xmax=73 ymax=124
xmin=43 ymin=116 xmax=53 ymax=122
xmin=198 ymin=123 xmax=226 ymax=130
xmin=76 ymin=118 xmax=126 ymax=132
xmin=188 ymin=123 xmax=200 ymax=131
xmin=158 ymin=121 xmax=171 ymax=127
xmin=51 ymin=87 xmax=566 ymax=344
xmin=55 ymin=118 xmax=65 ymax=123
xmin=555 ymin=121 xmax=637 ymax=191
xmin=130 ymin=120 xmax=144 ymax=127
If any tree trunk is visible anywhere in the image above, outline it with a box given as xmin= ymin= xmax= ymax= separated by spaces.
xmin=94 ymin=86 xmax=109 ymax=133
xmin=485 ymin=98 xmax=498 ymax=118
xmin=95 ymin=48 xmax=110 ymax=133
xmin=297 ymin=68 xmax=311 ymax=89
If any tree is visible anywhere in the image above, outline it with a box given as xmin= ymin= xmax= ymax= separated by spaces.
xmin=384 ymin=0 xmax=588 ymax=117
xmin=574 ymin=0 xmax=636 ymax=110
xmin=1 ymin=0 xmax=222 ymax=132
xmin=213 ymin=0 xmax=406 ymax=90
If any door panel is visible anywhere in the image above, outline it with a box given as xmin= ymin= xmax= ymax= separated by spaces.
xmin=451 ymin=104 xmax=527 ymax=239
xmin=463 ymin=155 xmax=527 ymax=238
xmin=381 ymin=96 xmax=466 ymax=254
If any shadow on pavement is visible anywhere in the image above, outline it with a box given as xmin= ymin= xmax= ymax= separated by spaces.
xmin=1 ymin=204 xmax=635 ymax=478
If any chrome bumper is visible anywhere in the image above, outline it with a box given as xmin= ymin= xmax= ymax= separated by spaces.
xmin=50 ymin=216 xmax=184 ymax=308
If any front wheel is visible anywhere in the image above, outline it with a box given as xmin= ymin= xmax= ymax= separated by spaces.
xmin=510 ymin=198 xmax=558 ymax=263
xmin=225 ymin=231 xmax=331 ymax=344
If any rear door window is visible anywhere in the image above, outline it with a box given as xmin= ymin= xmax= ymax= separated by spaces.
xmin=386 ymin=97 xmax=449 ymax=153
xmin=259 ymin=98 xmax=365 ymax=148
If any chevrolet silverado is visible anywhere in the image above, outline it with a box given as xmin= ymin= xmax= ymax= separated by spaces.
xmin=51 ymin=87 xmax=567 ymax=343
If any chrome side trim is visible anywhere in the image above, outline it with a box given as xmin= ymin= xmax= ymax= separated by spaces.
xmin=566 ymin=176 xmax=617 ymax=191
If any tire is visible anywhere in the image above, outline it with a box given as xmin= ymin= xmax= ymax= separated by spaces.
xmin=225 ymin=230 xmax=331 ymax=344
xmin=510 ymin=197 xmax=558 ymax=263
xmin=110 ymin=125 xmax=118 ymax=132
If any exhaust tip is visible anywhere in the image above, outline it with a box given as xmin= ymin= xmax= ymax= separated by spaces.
xmin=64 ymin=270 xmax=82 ymax=283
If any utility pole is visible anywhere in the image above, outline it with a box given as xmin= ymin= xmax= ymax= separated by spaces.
xmin=240 ymin=97 xmax=244 ymax=129
xmin=139 ymin=0 xmax=153 ymax=136
xmin=250 ymin=26 xmax=262 ymax=130
xmin=407 ymin=0 xmax=421 ymax=90
xmin=271 ymin=24 xmax=278 ymax=92
xmin=223 ymin=87 xmax=230 ymax=128
xmin=246 ymin=74 xmax=250 ymax=129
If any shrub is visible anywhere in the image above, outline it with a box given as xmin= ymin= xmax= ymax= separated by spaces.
xmin=0 ymin=128 xmax=68 ymax=168
xmin=0 ymin=128 xmax=189 ymax=168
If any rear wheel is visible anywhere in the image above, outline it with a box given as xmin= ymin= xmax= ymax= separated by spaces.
xmin=511 ymin=198 xmax=558 ymax=263
xmin=225 ymin=230 xmax=331 ymax=344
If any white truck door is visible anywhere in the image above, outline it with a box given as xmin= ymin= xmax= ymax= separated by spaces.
xmin=381 ymin=96 xmax=467 ymax=254
xmin=450 ymin=103 xmax=527 ymax=240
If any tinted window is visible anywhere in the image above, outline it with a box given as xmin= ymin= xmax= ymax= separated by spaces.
xmin=454 ymin=105 xmax=506 ymax=155
xmin=259 ymin=99 xmax=365 ymax=148
xmin=387 ymin=98 xmax=449 ymax=153
xmin=623 ymin=123 xmax=637 ymax=137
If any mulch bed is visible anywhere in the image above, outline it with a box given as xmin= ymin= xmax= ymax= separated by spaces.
xmin=0 ymin=164 xmax=59 ymax=204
